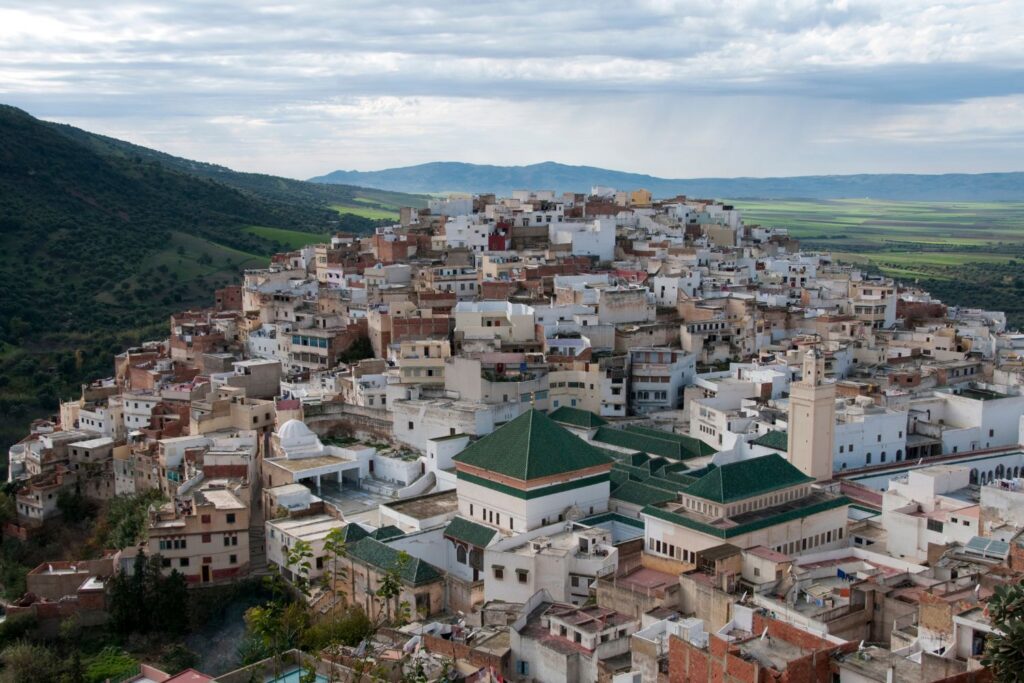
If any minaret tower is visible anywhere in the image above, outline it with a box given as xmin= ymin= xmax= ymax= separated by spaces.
xmin=787 ymin=348 xmax=836 ymax=481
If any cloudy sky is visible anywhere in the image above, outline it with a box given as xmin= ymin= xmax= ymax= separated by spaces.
xmin=2 ymin=0 xmax=1023 ymax=179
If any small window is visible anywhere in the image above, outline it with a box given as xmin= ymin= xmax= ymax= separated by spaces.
xmin=226 ymin=513 xmax=236 ymax=524
xmin=493 ymin=566 xmax=504 ymax=580
xmin=202 ymin=533 xmax=211 ymax=543
xmin=516 ymin=569 xmax=529 ymax=584
xmin=180 ymin=558 xmax=190 ymax=567
xmin=230 ymin=554 xmax=237 ymax=565
xmin=201 ymin=514 xmax=211 ymax=524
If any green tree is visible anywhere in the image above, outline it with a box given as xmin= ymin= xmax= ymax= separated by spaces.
xmin=0 ymin=641 xmax=62 ymax=683
xmin=375 ymin=552 xmax=410 ymax=626
xmin=982 ymin=580 xmax=1024 ymax=682
xmin=286 ymin=538 xmax=314 ymax=597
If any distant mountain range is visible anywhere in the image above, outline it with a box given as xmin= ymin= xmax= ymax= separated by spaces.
xmin=310 ymin=161 xmax=1024 ymax=201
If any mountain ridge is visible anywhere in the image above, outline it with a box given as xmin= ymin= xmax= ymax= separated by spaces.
xmin=311 ymin=161 xmax=1024 ymax=201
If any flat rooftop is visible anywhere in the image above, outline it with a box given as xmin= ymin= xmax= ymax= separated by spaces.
xmin=268 ymin=455 xmax=353 ymax=472
xmin=614 ymin=567 xmax=678 ymax=594
xmin=837 ymin=647 xmax=930 ymax=683
xmin=738 ymin=636 xmax=810 ymax=671
xmin=383 ymin=490 xmax=459 ymax=520
xmin=268 ymin=514 xmax=347 ymax=541
xmin=195 ymin=489 xmax=245 ymax=510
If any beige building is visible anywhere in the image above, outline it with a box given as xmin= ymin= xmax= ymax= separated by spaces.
xmin=389 ymin=337 xmax=451 ymax=386
xmin=145 ymin=481 xmax=250 ymax=584
xmin=189 ymin=387 xmax=276 ymax=436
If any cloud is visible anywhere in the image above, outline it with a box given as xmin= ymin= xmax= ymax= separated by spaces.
xmin=1 ymin=0 xmax=1022 ymax=177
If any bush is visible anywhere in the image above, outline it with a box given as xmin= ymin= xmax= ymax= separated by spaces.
xmin=300 ymin=607 xmax=373 ymax=651
xmin=159 ymin=643 xmax=198 ymax=676
xmin=0 ymin=614 xmax=37 ymax=648
xmin=84 ymin=647 xmax=137 ymax=683
xmin=0 ymin=640 xmax=63 ymax=682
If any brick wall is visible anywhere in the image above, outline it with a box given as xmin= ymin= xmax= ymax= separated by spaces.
xmin=421 ymin=633 xmax=509 ymax=677
xmin=214 ymin=285 xmax=243 ymax=311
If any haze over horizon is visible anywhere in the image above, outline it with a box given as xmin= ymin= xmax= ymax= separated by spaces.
xmin=3 ymin=0 xmax=1023 ymax=181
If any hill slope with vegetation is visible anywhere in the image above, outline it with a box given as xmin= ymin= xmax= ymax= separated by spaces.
xmin=0 ymin=105 xmax=420 ymax=455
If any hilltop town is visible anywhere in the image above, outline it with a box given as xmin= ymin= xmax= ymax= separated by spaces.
xmin=6 ymin=187 xmax=1024 ymax=682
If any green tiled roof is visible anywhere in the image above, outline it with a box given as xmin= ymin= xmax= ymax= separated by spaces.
xmin=624 ymin=426 xmax=716 ymax=458
xmin=685 ymin=454 xmax=814 ymax=503
xmin=453 ymin=409 xmax=613 ymax=481
xmin=444 ymin=516 xmax=498 ymax=548
xmin=548 ymin=406 xmax=608 ymax=429
xmin=346 ymin=538 xmax=443 ymax=586
xmin=751 ymin=430 xmax=788 ymax=452
xmin=340 ymin=524 xmax=370 ymax=543
xmin=370 ymin=525 xmax=405 ymax=541
xmin=642 ymin=495 xmax=851 ymax=539
xmin=579 ymin=511 xmax=645 ymax=529
xmin=593 ymin=426 xmax=713 ymax=460
xmin=611 ymin=480 xmax=678 ymax=506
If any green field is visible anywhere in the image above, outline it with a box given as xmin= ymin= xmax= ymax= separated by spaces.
xmin=244 ymin=225 xmax=331 ymax=249
xmin=330 ymin=202 xmax=400 ymax=221
xmin=733 ymin=198 xmax=1024 ymax=244
xmin=730 ymin=198 xmax=1024 ymax=326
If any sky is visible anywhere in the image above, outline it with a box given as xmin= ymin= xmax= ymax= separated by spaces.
xmin=1 ymin=0 xmax=1023 ymax=180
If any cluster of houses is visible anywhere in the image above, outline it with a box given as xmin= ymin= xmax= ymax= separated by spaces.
xmin=7 ymin=186 xmax=1024 ymax=682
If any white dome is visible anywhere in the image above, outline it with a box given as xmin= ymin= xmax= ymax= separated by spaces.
xmin=277 ymin=419 xmax=315 ymax=446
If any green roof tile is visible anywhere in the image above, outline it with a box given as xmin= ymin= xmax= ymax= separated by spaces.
xmin=346 ymin=538 xmax=443 ymax=586
xmin=370 ymin=525 xmax=405 ymax=541
xmin=642 ymin=495 xmax=850 ymax=539
xmin=684 ymin=454 xmax=813 ymax=503
xmin=624 ymin=426 xmax=717 ymax=458
xmin=548 ymin=406 xmax=608 ymax=429
xmin=751 ymin=430 xmax=788 ymax=452
xmin=594 ymin=425 xmax=714 ymax=460
xmin=611 ymin=480 xmax=678 ymax=506
xmin=444 ymin=516 xmax=498 ymax=548
xmin=579 ymin=511 xmax=645 ymax=529
xmin=340 ymin=524 xmax=370 ymax=543
xmin=453 ymin=409 xmax=613 ymax=481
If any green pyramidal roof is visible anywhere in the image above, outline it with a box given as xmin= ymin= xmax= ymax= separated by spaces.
xmin=548 ymin=406 xmax=608 ymax=429
xmin=685 ymin=453 xmax=813 ymax=503
xmin=453 ymin=409 xmax=614 ymax=481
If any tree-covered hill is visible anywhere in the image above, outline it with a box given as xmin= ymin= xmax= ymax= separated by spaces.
xmin=0 ymin=104 xmax=420 ymax=455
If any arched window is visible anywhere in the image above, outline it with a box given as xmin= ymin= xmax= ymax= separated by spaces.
xmin=996 ymin=464 xmax=1005 ymax=479
xmin=456 ymin=545 xmax=467 ymax=564
xmin=970 ymin=469 xmax=978 ymax=485
xmin=896 ymin=449 xmax=903 ymax=461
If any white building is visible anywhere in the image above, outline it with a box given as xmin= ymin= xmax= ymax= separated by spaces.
xmin=483 ymin=523 xmax=617 ymax=605
xmin=881 ymin=465 xmax=979 ymax=563
xmin=628 ymin=347 xmax=696 ymax=415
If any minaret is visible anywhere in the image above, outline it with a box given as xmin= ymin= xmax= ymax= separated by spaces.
xmin=787 ymin=349 xmax=835 ymax=481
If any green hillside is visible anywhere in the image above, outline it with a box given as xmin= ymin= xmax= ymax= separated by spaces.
xmin=0 ymin=105 xmax=421 ymax=455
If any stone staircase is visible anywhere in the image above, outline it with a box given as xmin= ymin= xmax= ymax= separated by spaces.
xmin=248 ymin=523 xmax=270 ymax=577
